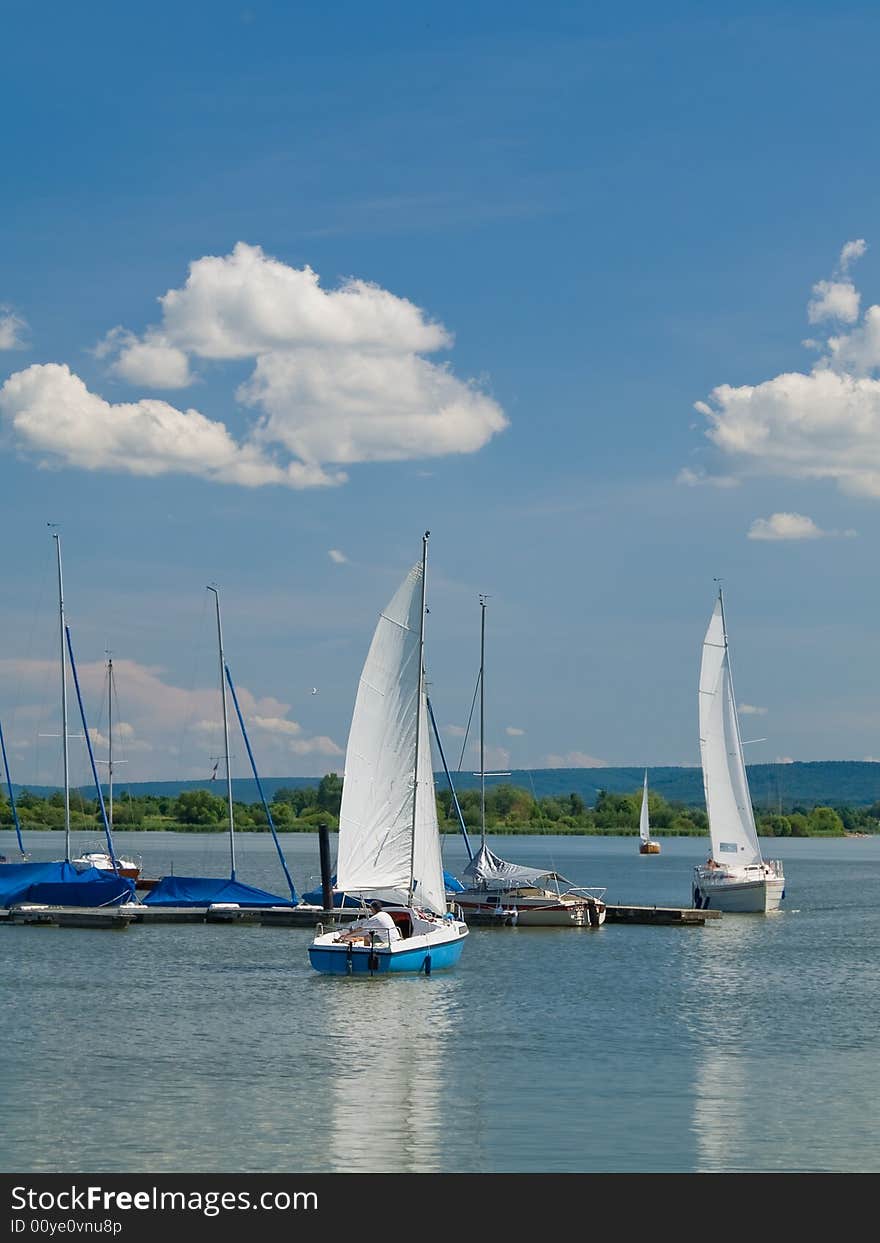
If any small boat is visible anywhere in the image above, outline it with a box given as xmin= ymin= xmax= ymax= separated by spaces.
xmin=71 ymin=846 xmax=141 ymax=880
xmin=308 ymin=533 xmax=468 ymax=975
xmin=444 ymin=597 xmax=606 ymax=927
xmin=638 ymin=769 xmax=661 ymax=854
xmin=692 ymin=588 xmax=784 ymax=913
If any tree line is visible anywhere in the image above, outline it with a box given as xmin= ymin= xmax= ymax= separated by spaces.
xmin=1 ymin=775 xmax=876 ymax=836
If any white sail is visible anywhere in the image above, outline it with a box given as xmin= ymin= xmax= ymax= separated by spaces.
xmin=336 ymin=561 xmax=446 ymax=915
xmin=698 ymin=596 xmax=762 ymax=867
xmin=639 ymin=769 xmax=650 ymax=843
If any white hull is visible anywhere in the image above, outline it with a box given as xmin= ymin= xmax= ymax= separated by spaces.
xmin=693 ymin=865 xmax=785 ymax=913
xmin=72 ymin=850 xmax=140 ymax=880
xmin=455 ymin=892 xmax=606 ymax=927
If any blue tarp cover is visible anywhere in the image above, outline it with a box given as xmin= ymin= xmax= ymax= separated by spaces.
xmin=0 ymin=861 xmax=135 ymax=908
xmin=143 ymin=875 xmax=295 ymax=907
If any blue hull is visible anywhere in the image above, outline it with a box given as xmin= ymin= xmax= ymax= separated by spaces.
xmin=309 ymin=936 xmax=466 ymax=976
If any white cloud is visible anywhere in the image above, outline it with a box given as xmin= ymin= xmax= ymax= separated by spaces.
xmin=676 ymin=466 xmax=739 ymax=488
xmin=505 ymin=726 xmax=525 ymax=736
xmin=691 ymin=241 xmax=880 ymax=500
xmin=0 ymin=363 xmax=344 ymax=489
xmin=444 ymin=724 xmax=467 ymax=737
xmin=97 ymin=327 xmax=193 ymax=388
xmin=4 ymin=242 xmax=506 ymax=486
xmin=747 ymin=512 xmax=857 ymax=540
xmin=739 ymin=703 xmax=768 ymax=716
xmin=328 ymin=549 xmax=348 ymax=564
xmin=0 ymin=307 xmax=27 ymax=350
xmin=747 ymin=512 xmax=824 ymax=541
xmin=839 ymin=239 xmax=867 ymax=271
xmin=775 ymin=755 xmax=794 ymax=764
xmin=807 ymin=279 xmax=860 ymax=325
xmin=542 ymin=751 xmax=607 ymax=768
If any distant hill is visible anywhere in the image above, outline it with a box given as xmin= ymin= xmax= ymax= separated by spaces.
xmin=10 ymin=761 xmax=880 ymax=810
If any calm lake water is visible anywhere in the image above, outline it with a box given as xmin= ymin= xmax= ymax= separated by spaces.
xmin=2 ymin=830 xmax=879 ymax=1174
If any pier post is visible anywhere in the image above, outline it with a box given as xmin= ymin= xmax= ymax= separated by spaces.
xmin=318 ymin=822 xmax=334 ymax=914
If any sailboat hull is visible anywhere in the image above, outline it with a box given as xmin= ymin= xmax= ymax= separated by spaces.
xmin=692 ymin=867 xmax=785 ymax=913
xmin=309 ymin=920 xmax=468 ymax=975
xmin=454 ymin=893 xmax=606 ymax=927
xmin=639 ymin=841 xmax=661 ymax=855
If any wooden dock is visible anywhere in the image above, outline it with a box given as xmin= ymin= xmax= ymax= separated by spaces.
xmin=604 ymin=904 xmax=721 ymax=925
xmin=0 ymin=902 xmax=719 ymax=929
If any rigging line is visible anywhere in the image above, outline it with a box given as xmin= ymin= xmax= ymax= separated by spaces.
xmin=174 ymin=587 xmax=212 ymax=776
xmin=427 ymin=693 xmax=473 ymax=861
xmin=456 ymin=666 xmax=481 ymax=771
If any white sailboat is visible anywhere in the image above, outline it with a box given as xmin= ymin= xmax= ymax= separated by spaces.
xmin=308 ymin=533 xmax=469 ymax=974
xmin=638 ymin=769 xmax=660 ymax=854
xmin=692 ymin=589 xmax=784 ymax=913
xmin=449 ymin=597 xmax=606 ymax=927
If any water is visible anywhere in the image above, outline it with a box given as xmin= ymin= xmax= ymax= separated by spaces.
xmin=2 ymin=830 xmax=879 ymax=1173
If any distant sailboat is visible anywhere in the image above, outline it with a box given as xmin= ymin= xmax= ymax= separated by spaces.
xmin=638 ymin=769 xmax=660 ymax=854
xmin=692 ymin=588 xmax=784 ymax=913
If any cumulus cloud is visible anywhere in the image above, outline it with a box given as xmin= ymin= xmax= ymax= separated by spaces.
xmin=807 ymin=279 xmax=860 ymax=325
xmin=0 ymin=363 xmax=344 ymax=488
xmin=96 ymin=327 xmax=193 ymax=388
xmin=505 ymin=726 xmax=525 ymax=736
xmin=747 ymin=512 xmax=856 ymax=540
xmin=328 ymin=549 xmax=348 ymax=564
xmin=2 ymin=243 xmax=506 ymax=488
xmin=690 ymin=240 xmax=880 ymax=500
xmin=0 ymin=307 xmax=27 ymax=350
xmin=542 ymin=751 xmax=607 ymax=768
xmin=739 ymin=703 xmax=768 ymax=716
xmin=444 ymin=724 xmax=467 ymax=737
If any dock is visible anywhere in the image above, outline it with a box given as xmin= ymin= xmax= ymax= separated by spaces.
xmin=604 ymin=904 xmax=721 ymax=925
xmin=0 ymin=903 xmax=719 ymax=930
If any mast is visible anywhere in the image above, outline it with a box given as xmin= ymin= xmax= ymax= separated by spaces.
xmin=207 ymin=586 xmax=236 ymax=880
xmin=407 ymin=531 xmax=430 ymax=907
xmin=479 ymin=594 xmax=486 ymax=850
xmin=107 ymin=654 xmax=114 ymax=832
xmin=52 ymin=530 xmax=71 ymax=863
xmin=0 ymin=717 xmax=25 ymax=857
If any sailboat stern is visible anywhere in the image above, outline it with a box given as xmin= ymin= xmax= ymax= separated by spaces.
xmin=692 ymin=860 xmax=784 ymax=913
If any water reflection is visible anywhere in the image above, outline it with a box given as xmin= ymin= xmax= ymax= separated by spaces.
xmin=318 ymin=976 xmax=454 ymax=1173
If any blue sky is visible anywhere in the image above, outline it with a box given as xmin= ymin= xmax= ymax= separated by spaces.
xmin=3 ymin=0 xmax=880 ymax=787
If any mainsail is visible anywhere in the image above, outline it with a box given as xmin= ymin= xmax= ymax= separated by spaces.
xmin=335 ymin=560 xmax=446 ymax=915
xmin=698 ymin=595 xmax=762 ymax=867
xmin=639 ymin=769 xmax=650 ymax=843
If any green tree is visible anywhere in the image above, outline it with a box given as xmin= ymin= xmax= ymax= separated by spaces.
xmin=174 ymin=789 xmax=227 ymax=825
xmin=807 ymin=806 xmax=845 ymax=836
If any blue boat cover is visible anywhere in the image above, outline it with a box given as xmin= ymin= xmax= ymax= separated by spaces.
xmin=143 ymin=875 xmax=295 ymax=907
xmin=0 ymin=861 xmax=136 ymax=908
xmin=301 ymin=869 xmax=464 ymax=905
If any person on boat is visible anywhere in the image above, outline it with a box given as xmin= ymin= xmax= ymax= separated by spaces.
xmin=337 ymin=900 xmax=402 ymax=943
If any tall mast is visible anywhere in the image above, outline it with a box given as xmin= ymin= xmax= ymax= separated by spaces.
xmin=479 ymin=594 xmax=486 ymax=850
xmin=107 ymin=654 xmax=114 ymax=832
xmin=207 ymin=586 xmax=236 ymax=880
xmin=52 ymin=530 xmax=71 ymax=863
xmin=407 ymin=531 xmax=430 ymax=907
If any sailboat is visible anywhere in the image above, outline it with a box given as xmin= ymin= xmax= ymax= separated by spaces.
xmin=144 ymin=585 xmax=296 ymax=909
xmin=1 ymin=532 xmax=135 ymax=910
xmin=308 ymin=533 xmax=469 ymax=974
xmin=448 ymin=598 xmax=607 ymax=927
xmin=692 ymin=588 xmax=784 ymax=913
xmin=72 ymin=655 xmax=141 ymax=880
xmin=638 ymin=769 xmax=660 ymax=854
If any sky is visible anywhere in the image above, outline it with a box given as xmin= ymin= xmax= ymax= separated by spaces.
xmin=2 ymin=0 xmax=880 ymax=789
